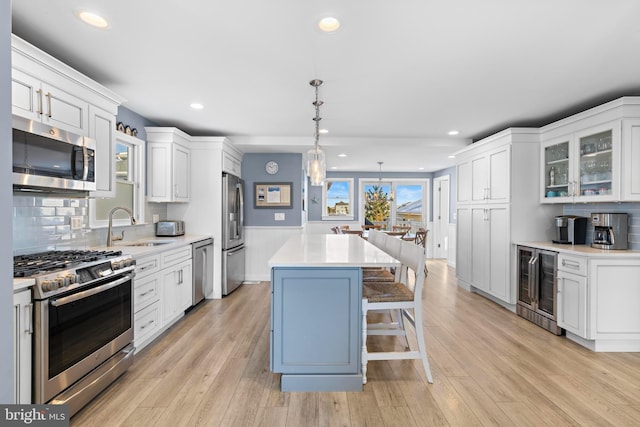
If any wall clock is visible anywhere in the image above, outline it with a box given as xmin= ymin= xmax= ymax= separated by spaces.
xmin=265 ymin=161 xmax=279 ymax=175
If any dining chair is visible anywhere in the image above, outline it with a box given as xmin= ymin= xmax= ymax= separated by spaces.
xmin=392 ymin=225 xmax=411 ymax=233
xmin=361 ymin=239 xmax=433 ymax=384
xmin=342 ymin=229 xmax=363 ymax=237
xmin=340 ymin=225 xmax=350 ymax=231
xmin=362 ymin=224 xmax=382 ymax=230
xmin=415 ymin=228 xmax=428 ymax=247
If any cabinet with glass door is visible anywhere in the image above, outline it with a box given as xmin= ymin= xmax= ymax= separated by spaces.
xmin=541 ymin=121 xmax=620 ymax=203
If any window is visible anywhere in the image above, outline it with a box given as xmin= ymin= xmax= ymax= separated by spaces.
xmin=90 ymin=134 xmax=145 ymax=228
xmin=360 ymin=179 xmax=429 ymax=230
xmin=322 ymin=178 xmax=354 ymax=220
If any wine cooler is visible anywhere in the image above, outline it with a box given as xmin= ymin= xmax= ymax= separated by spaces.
xmin=516 ymin=245 xmax=563 ymax=335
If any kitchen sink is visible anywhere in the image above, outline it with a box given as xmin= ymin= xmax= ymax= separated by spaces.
xmin=125 ymin=241 xmax=172 ymax=247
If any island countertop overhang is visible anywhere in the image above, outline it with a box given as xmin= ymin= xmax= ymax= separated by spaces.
xmin=268 ymin=234 xmax=399 ymax=268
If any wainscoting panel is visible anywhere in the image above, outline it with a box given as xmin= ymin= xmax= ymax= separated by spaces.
xmin=244 ymin=226 xmax=304 ymax=281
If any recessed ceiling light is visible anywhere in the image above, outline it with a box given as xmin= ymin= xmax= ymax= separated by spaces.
xmin=190 ymin=103 xmax=204 ymax=110
xmin=418 ymin=167 xmax=425 ymax=170
xmin=448 ymin=130 xmax=460 ymax=136
xmin=331 ymin=166 xmax=338 ymax=170
xmin=337 ymin=153 xmax=347 ymax=157
xmin=318 ymin=17 xmax=340 ymax=33
xmin=448 ymin=155 xmax=456 ymax=159
xmin=77 ymin=11 xmax=109 ymax=29
xmin=319 ymin=129 xmax=329 ymax=134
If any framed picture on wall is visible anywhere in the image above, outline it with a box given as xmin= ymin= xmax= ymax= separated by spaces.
xmin=254 ymin=182 xmax=293 ymax=208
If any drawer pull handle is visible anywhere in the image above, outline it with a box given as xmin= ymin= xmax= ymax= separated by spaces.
xmin=562 ymin=259 xmax=580 ymax=269
xmin=140 ymin=319 xmax=154 ymax=330
xmin=139 ymin=290 xmax=153 ymax=297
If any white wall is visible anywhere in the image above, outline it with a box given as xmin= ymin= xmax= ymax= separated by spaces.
xmin=1 ymin=0 xmax=14 ymax=403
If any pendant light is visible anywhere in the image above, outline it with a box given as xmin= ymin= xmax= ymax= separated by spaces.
xmin=307 ymin=79 xmax=326 ymax=186
xmin=365 ymin=162 xmax=395 ymax=202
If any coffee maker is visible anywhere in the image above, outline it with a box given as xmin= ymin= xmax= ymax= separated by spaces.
xmin=553 ymin=215 xmax=587 ymax=244
xmin=591 ymin=213 xmax=628 ymax=250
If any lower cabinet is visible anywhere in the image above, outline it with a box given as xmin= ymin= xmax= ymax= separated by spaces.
xmin=133 ymin=244 xmax=193 ymax=353
xmin=457 ymin=205 xmax=510 ymax=302
xmin=13 ymin=288 xmax=32 ymax=404
xmin=557 ymin=255 xmax=587 ymax=338
xmin=271 ymin=267 xmax=362 ymax=391
xmin=161 ymin=259 xmax=192 ymax=325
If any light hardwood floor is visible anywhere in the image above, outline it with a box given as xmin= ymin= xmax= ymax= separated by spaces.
xmin=71 ymin=260 xmax=640 ymax=426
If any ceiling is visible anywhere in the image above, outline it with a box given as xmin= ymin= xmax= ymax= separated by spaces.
xmin=11 ymin=0 xmax=640 ymax=172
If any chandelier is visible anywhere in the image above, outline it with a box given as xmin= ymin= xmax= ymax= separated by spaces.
xmin=307 ymin=79 xmax=326 ymax=186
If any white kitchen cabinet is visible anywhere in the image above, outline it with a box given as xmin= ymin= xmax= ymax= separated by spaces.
xmin=468 ymin=206 xmax=509 ymax=299
xmin=222 ymin=150 xmax=242 ymax=176
xmin=454 ymin=128 xmax=560 ymax=307
xmin=469 ymin=146 xmax=509 ymax=203
xmin=455 ymin=207 xmax=471 ymax=283
xmin=11 ymin=68 xmax=89 ymax=136
xmin=540 ymin=120 xmax=620 ymax=203
xmin=89 ymin=105 xmax=117 ymax=198
xmin=160 ymin=245 xmax=193 ymax=325
xmin=557 ymin=254 xmax=587 ymax=338
xmin=146 ymin=128 xmax=191 ymax=203
xmin=13 ymin=289 xmax=32 ymax=404
xmin=12 ymin=35 xmax=125 ymax=198
xmin=133 ymin=254 xmax=162 ymax=352
xmin=161 ymin=260 xmax=193 ymax=324
xmin=621 ymin=118 xmax=640 ymax=201
xmin=456 ymin=160 xmax=472 ymax=204
xmin=588 ymin=258 xmax=640 ymax=350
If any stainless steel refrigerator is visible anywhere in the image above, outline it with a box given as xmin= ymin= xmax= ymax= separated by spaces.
xmin=222 ymin=173 xmax=245 ymax=295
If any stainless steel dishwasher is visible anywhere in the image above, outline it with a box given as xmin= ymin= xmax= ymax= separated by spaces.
xmin=192 ymin=238 xmax=213 ymax=306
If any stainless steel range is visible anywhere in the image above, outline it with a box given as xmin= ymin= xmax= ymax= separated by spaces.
xmin=15 ymin=250 xmax=136 ymax=417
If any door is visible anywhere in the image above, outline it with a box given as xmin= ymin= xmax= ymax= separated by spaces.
xmin=172 ymin=144 xmax=190 ymax=202
xmin=223 ymin=174 xmax=245 ymax=249
xmin=433 ymin=176 xmax=450 ymax=259
xmin=223 ymin=245 xmax=245 ymax=296
xmin=535 ymin=251 xmax=558 ymax=319
xmin=557 ymin=270 xmax=587 ymax=337
xmin=517 ymin=246 xmax=535 ymax=309
xmin=471 ymin=207 xmax=488 ymax=291
xmin=456 ymin=207 xmax=472 ymax=282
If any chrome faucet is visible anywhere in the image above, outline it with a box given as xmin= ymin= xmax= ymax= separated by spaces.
xmin=107 ymin=206 xmax=137 ymax=246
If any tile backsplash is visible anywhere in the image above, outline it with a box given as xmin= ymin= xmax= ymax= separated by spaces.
xmin=563 ymin=202 xmax=640 ymax=250
xmin=13 ymin=194 xmax=167 ymax=255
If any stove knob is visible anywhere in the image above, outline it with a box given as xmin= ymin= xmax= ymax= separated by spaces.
xmin=124 ymin=259 xmax=133 ymax=267
xmin=41 ymin=279 xmax=58 ymax=292
xmin=66 ymin=273 xmax=79 ymax=284
xmin=113 ymin=260 xmax=123 ymax=270
xmin=55 ymin=277 xmax=68 ymax=288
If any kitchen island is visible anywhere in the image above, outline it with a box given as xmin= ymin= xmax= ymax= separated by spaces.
xmin=268 ymin=234 xmax=399 ymax=391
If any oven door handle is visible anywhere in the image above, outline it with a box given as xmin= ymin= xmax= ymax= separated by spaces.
xmin=50 ymin=274 xmax=132 ymax=307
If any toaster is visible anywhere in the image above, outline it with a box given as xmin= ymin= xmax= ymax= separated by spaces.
xmin=156 ymin=220 xmax=185 ymax=236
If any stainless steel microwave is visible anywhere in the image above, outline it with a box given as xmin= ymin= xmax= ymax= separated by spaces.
xmin=12 ymin=116 xmax=96 ymax=192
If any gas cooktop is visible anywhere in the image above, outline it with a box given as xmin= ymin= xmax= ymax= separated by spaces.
xmin=13 ymin=249 xmax=124 ymax=278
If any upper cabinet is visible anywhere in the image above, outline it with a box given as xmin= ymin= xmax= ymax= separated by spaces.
xmin=541 ymin=121 xmax=620 ymax=203
xmin=540 ymin=97 xmax=640 ymax=204
xmin=145 ymin=127 xmax=191 ymax=203
xmin=11 ymin=35 xmax=125 ymax=197
xmin=457 ymin=139 xmax=510 ymax=205
xmin=12 ymin=69 xmax=89 ymax=136
xmin=621 ymin=118 xmax=640 ymax=201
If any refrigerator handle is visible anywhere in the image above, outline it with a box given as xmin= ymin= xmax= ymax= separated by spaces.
xmin=237 ymin=182 xmax=244 ymax=240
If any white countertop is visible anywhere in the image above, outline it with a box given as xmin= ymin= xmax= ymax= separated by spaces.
xmin=516 ymin=241 xmax=640 ymax=258
xmin=13 ymin=234 xmax=212 ymax=292
xmin=269 ymin=234 xmax=400 ymax=268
